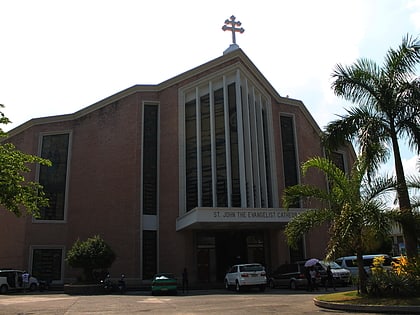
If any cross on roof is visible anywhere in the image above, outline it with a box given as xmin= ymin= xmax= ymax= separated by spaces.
xmin=222 ymin=15 xmax=244 ymax=45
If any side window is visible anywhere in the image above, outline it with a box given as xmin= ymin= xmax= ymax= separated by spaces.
xmin=363 ymin=259 xmax=373 ymax=267
xmin=345 ymin=259 xmax=356 ymax=267
xmin=37 ymin=133 xmax=70 ymax=221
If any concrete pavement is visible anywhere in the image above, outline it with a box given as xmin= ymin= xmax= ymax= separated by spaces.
xmin=0 ymin=287 xmax=415 ymax=314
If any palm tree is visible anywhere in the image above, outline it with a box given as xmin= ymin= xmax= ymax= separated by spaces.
xmin=283 ymin=156 xmax=393 ymax=294
xmin=323 ymin=35 xmax=420 ymax=258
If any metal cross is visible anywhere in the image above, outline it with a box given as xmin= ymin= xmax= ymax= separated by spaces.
xmin=222 ymin=15 xmax=244 ymax=45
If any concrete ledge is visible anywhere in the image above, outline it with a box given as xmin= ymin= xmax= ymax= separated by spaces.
xmin=314 ymin=298 xmax=420 ymax=314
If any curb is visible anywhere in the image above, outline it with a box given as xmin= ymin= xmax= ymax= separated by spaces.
xmin=314 ymin=298 xmax=420 ymax=314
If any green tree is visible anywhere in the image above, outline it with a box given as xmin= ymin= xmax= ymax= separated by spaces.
xmin=66 ymin=235 xmax=116 ymax=282
xmin=283 ymin=156 xmax=393 ymax=294
xmin=0 ymin=105 xmax=51 ymax=217
xmin=323 ymin=35 xmax=420 ymax=258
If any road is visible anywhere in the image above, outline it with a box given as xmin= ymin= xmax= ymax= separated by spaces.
xmin=0 ymin=288 xmax=386 ymax=314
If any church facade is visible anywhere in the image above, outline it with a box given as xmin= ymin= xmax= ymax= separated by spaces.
xmin=0 ymin=48 xmax=355 ymax=287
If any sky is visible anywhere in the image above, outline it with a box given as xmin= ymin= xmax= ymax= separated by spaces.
xmin=0 ymin=0 xmax=419 ymax=180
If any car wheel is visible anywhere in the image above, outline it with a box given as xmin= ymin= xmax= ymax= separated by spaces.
xmin=235 ymin=281 xmax=241 ymax=292
xmin=290 ymin=280 xmax=297 ymax=290
xmin=30 ymin=283 xmax=37 ymax=292
xmin=224 ymin=280 xmax=230 ymax=290
xmin=269 ymin=279 xmax=275 ymax=289
xmin=0 ymin=285 xmax=8 ymax=294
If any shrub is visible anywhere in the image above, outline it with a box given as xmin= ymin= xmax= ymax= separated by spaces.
xmin=66 ymin=235 xmax=116 ymax=282
xmin=366 ymin=255 xmax=420 ymax=297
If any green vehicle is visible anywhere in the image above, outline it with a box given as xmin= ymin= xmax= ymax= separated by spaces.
xmin=151 ymin=273 xmax=178 ymax=295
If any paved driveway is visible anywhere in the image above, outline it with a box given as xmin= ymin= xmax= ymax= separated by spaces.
xmin=0 ymin=288 xmax=383 ymax=314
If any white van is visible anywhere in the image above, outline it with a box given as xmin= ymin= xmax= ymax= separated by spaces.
xmin=335 ymin=254 xmax=393 ymax=276
xmin=0 ymin=270 xmax=39 ymax=294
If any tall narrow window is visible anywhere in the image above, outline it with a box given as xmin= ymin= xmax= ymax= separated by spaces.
xmin=330 ymin=152 xmax=346 ymax=173
xmin=143 ymin=105 xmax=158 ymax=215
xmin=281 ymin=116 xmax=299 ymax=207
xmin=38 ymin=134 xmax=69 ymax=221
xmin=262 ymin=109 xmax=273 ymax=208
xmin=201 ymin=94 xmax=212 ymax=207
xmin=142 ymin=230 xmax=157 ymax=279
xmin=214 ymin=88 xmax=227 ymax=207
xmin=185 ymin=100 xmax=198 ymax=211
xmin=228 ymin=83 xmax=241 ymax=207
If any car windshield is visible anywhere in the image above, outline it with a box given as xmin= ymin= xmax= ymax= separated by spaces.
xmin=319 ymin=261 xmax=342 ymax=269
xmin=239 ymin=264 xmax=264 ymax=272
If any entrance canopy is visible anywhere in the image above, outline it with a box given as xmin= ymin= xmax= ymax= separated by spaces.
xmin=176 ymin=207 xmax=306 ymax=231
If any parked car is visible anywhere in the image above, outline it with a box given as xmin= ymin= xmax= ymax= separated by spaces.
xmin=224 ymin=263 xmax=266 ymax=292
xmin=317 ymin=261 xmax=351 ymax=286
xmin=268 ymin=261 xmax=320 ymax=290
xmin=0 ymin=269 xmax=39 ymax=294
xmin=151 ymin=273 xmax=178 ymax=295
xmin=335 ymin=254 xmax=393 ymax=276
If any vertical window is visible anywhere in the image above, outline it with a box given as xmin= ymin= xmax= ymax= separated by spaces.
xmin=262 ymin=109 xmax=273 ymax=208
xmin=32 ymin=248 xmax=63 ymax=282
xmin=330 ymin=152 xmax=346 ymax=173
xmin=185 ymin=100 xmax=198 ymax=211
xmin=143 ymin=105 xmax=158 ymax=215
xmin=201 ymin=94 xmax=212 ymax=207
xmin=214 ymin=88 xmax=227 ymax=207
xmin=142 ymin=230 xmax=157 ymax=280
xmin=38 ymin=134 xmax=69 ymax=221
xmin=228 ymin=83 xmax=241 ymax=207
xmin=280 ymin=116 xmax=298 ymax=191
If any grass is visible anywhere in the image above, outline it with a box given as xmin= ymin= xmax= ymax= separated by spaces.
xmin=317 ymin=290 xmax=420 ymax=306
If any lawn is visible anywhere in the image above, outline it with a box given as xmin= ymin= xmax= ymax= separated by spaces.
xmin=317 ymin=290 xmax=420 ymax=306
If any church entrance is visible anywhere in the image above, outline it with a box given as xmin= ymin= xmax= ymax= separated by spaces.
xmin=196 ymin=230 xmax=267 ymax=282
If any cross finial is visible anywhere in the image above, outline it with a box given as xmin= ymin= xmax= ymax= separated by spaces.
xmin=222 ymin=15 xmax=244 ymax=45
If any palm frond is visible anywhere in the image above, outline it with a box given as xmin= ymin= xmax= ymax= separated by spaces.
xmin=284 ymin=208 xmax=333 ymax=248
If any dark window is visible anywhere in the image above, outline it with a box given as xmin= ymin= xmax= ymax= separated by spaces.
xmin=262 ymin=108 xmax=272 ymax=208
xmin=228 ymin=83 xmax=241 ymax=207
xmin=330 ymin=152 xmax=345 ymax=173
xmin=280 ymin=116 xmax=299 ymax=207
xmin=214 ymin=88 xmax=227 ymax=207
xmin=143 ymin=105 xmax=158 ymax=215
xmin=201 ymin=94 xmax=212 ymax=207
xmin=38 ymin=134 xmax=69 ymax=220
xmin=185 ymin=100 xmax=198 ymax=211
xmin=32 ymin=248 xmax=62 ymax=281
xmin=142 ymin=230 xmax=157 ymax=280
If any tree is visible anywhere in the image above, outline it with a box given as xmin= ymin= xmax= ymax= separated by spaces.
xmin=283 ymin=156 xmax=393 ymax=294
xmin=323 ymin=35 xmax=420 ymax=258
xmin=0 ymin=105 xmax=51 ymax=217
xmin=66 ymin=235 xmax=116 ymax=282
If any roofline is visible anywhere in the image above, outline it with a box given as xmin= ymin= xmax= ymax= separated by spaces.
xmin=7 ymin=49 xmax=322 ymax=136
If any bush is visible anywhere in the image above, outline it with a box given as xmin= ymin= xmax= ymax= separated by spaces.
xmin=66 ymin=235 xmax=116 ymax=282
xmin=366 ymin=255 xmax=420 ymax=297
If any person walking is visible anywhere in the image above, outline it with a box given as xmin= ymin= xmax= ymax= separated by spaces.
xmin=325 ymin=265 xmax=336 ymax=291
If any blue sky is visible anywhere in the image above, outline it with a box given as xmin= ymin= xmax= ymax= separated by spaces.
xmin=0 ymin=0 xmax=419 ymax=178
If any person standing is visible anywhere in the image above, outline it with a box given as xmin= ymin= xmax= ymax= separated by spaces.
xmin=325 ymin=265 xmax=336 ymax=291
xmin=182 ymin=268 xmax=188 ymax=293
xmin=22 ymin=271 xmax=30 ymax=292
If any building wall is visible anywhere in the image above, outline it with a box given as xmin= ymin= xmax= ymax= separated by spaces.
xmin=0 ymin=50 xmax=355 ymax=286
